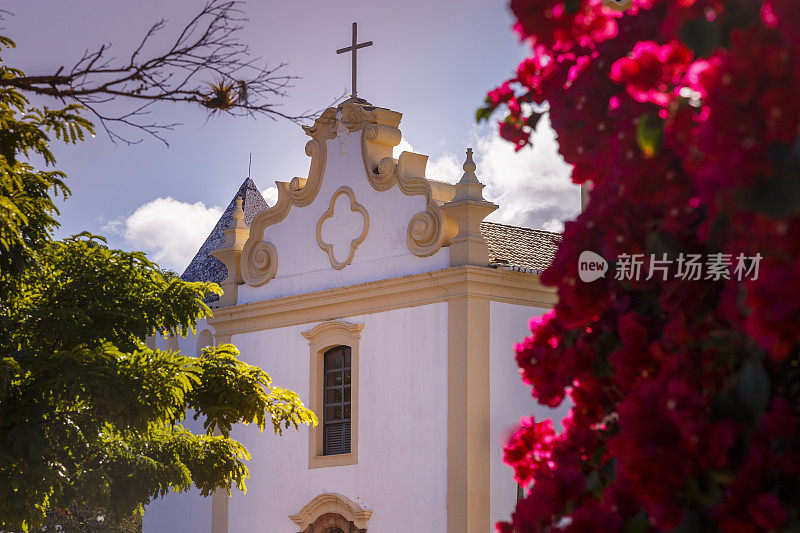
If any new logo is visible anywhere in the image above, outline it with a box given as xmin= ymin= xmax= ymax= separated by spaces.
xmin=578 ymin=251 xmax=608 ymax=282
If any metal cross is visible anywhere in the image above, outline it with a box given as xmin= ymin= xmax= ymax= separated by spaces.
xmin=336 ymin=22 xmax=373 ymax=98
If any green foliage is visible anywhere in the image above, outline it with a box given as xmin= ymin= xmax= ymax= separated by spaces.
xmin=44 ymin=503 xmax=143 ymax=532
xmin=188 ymin=344 xmax=316 ymax=437
xmin=475 ymin=97 xmax=494 ymax=123
xmin=0 ymin=37 xmax=93 ymax=281
xmin=9 ymin=233 xmax=217 ymax=355
xmin=0 ymin=235 xmax=317 ymax=531
xmin=0 ymin=36 xmax=317 ymax=532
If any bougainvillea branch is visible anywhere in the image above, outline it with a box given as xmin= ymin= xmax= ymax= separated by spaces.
xmin=483 ymin=0 xmax=800 ymax=531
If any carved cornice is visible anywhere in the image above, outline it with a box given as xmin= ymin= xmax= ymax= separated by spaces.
xmin=289 ymin=493 xmax=372 ymax=530
xmin=289 ymin=139 xmax=327 ymax=207
xmin=240 ymin=241 xmax=278 ymax=288
xmin=397 ymin=152 xmax=445 ymax=257
xmin=241 ymin=137 xmax=327 ymax=287
xmin=209 ymin=265 xmax=556 ymax=337
xmin=359 ymin=117 xmax=444 ymax=257
xmin=302 ymin=107 xmax=339 ymax=141
xmin=361 ymin=123 xmax=402 ymax=191
xmin=364 ymin=151 xmax=444 ymax=258
xmin=316 ymin=186 xmax=370 ymax=270
xmin=301 ymin=320 xmax=364 ymax=344
xmin=241 ymin=99 xmax=446 ymax=287
xmin=242 ymin=101 xmax=385 ymax=287
xmin=338 ymin=101 xmax=378 ymax=132
xmin=303 ymin=101 xmax=380 ymax=141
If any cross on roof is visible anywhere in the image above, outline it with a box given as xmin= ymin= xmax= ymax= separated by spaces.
xmin=336 ymin=22 xmax=373 ymax=98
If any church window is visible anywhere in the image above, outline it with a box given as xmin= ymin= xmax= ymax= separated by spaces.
xmin=323 ymin=346 xmax=352 ymax=455
xmin=302 ymin=320 xmax=363 ymax=468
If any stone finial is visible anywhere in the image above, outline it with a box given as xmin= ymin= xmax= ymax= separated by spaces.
xmin=222 ymin=196 xmax=248 ymax=248
xmin=211 ymin=195 xmax=251 ymax=307
xmin=440 ymin=148 xmax=498 ymax=267
xmin=452 ymin=148 xmax=488 ymax=203
xmin=460 ymin=148 xmax=479 ymax=183
xmin=231 ymin=196 xmax=245 ymax=226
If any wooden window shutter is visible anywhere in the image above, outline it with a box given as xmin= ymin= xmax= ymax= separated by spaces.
xmin=323 ymin=346 xmax=352 ymax=455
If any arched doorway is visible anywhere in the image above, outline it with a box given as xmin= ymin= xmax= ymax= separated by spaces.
xmin=306 ymin=512 xmax=359 ymax=533
xmin=289 ymin=493 xmax=371 ymax=533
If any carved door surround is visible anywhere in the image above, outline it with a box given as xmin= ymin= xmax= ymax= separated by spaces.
xmin=301 ymin=512 xmax=364 ymax=533
xmin=290 ymin=493 xmax=371 ymax=533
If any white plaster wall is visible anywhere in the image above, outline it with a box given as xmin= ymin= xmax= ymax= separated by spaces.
xmin=489 ymin=302 xmax=570 ymax=529
xmin=239 ymin=128 xmax=449 ymax=304
xmin=227 ymin=303 xmax=449 ymax=532
xmin=142 ymin=488 xmax=211 ymax=533
xmin=143 ymin=298 xmax=572 ymax=531
xmin=149 ymin=318 xmax=215 ymax=357
xmin=142 ymin=380 xmax=213 ymax=533
xmin=143 ymin=320 xmax=217 ymax=532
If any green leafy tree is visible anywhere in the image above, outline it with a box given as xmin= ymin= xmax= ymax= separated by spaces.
xmin=0 ymin=37 xmax=90 ymax=281
xmin=43 ymin=503 xmax=143 ymax=532
xmin=0 ymin=35 xmax=316 ymax=532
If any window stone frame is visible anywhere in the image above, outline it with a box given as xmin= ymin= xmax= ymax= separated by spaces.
xmin=302 ymin=320 xmax=363 ymax=469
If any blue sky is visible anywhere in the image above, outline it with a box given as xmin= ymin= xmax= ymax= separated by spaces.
xmin=5 ymin=0 xmax=579 ymax=271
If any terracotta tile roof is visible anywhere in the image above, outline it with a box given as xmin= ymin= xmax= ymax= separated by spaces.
xmin=181 ymin=178 xmax=269 ymax=300
xmin=480 ymin=221 xmax=561 ymax=273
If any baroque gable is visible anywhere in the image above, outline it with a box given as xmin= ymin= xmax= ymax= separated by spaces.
xmin=231 ymin=98 xmax=457 ymax=304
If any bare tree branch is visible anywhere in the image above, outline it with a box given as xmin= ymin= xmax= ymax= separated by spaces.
xmin=0 ymin=0 xmax=319 ymax=145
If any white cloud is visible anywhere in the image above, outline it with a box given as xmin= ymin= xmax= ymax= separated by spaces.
xmin=427 ymin=153 xmax=462 ymax=184
xmin=104 ymin=197 xmax=222 ymax=272
xmin=396 ymin=115 xmax=580 ymax=232
xmin=394 ymin=138 xmax=414 ymax=157
xmin=261 ymin=186 xmax=278 ymax=207
xmin=394 ymin=139 xmax=460 ymax=182
xmin=475 ymin=115 xmax=580 ymax=232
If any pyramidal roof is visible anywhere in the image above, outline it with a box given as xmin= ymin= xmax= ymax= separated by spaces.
xmin=181 ymin=178 xmax=269 ymax=287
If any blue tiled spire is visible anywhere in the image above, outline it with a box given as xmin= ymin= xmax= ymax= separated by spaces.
xmin=181 ymin=178 xmax=269 ymax=291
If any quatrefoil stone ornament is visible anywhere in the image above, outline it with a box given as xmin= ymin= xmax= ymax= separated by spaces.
xmin=316 ymin=186 xmax=369 ymax=270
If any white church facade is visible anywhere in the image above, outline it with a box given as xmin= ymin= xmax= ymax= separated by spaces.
xmin=143 ymin=96 xmax=567 ymax=533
